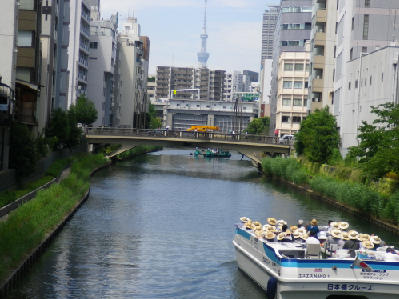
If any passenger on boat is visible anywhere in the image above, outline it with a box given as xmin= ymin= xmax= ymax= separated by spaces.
xmin=297 ymin=219 xmax=304 ymax=228
xmin=306 ymin=219 xmax=319 ymax=236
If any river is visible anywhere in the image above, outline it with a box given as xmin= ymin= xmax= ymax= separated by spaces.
xmin=9 ymin=149 xmax=398 ymax=298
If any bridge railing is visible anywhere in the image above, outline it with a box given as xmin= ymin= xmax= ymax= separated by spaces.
xmin=86 ymin=127 xmax=288 ymax=145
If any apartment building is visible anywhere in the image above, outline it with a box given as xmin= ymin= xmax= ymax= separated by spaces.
xmin=87 ymin=8 xmax=118 ymax=127
xmin=67 ymin=0 xmax=90 ymax=107
xmin=308 ymin=0 xmax=337 ymax=112
xmin=270 ymin=0 xmax=312 ymax=132
xmin=334 ymin=0 xmax=399 ymax=154
xmin=15 ymin=0 xmax=42 ymax=126
xmin=113 ymin=17 xmax=149 ymax=128
xmin=155 ymin=66 xmax=226 ymax=101
xmin=339 ymin=46 xmax=399 ymax=153
xmin=275 ymin=47 xmax=310 ymax=136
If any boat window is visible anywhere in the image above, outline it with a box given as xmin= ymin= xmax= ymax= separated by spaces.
xmin=327 ymin=296 xmax=368 ymax=299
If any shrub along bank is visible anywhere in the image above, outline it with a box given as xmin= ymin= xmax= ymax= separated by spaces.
xmin=262 ymin=158 xmax=399 ymax=226
xmin=0 ymin=153 xmax=107 ymax=284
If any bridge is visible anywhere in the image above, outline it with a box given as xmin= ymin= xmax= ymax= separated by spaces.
xmin=86 ymin=128 xmax=292 ymax=160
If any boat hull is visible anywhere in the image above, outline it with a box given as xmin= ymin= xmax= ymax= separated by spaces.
xmin=234 ymin=228 xmax=399 ymax=299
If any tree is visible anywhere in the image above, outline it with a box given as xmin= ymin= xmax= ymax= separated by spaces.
xmin=46 ymin=108 xmax=81 ymax=150
xmin=70 ymin=95 xmax=98 ymax=126
xmin=9 ymin=123 xmax=37 ymax=177
xmin=245 ymin=117 xmax=270 ymax=135
xmin=295 ymin=107 xmax=340 ymax=164
xmin=148 ymin=104 xmax=162 ymax=129
xmin=348 ymin=102 xmax=399 ymax=179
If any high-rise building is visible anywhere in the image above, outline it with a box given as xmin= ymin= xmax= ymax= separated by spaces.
xmin=261 ymin=6 xmax=280 ymax=61
xmin=113 ymin=17 xmax=149 ymax=128
xmin=155 ymin=66 xmax=226 ymax=102
xmin=87 ymin=7 xmax=118 ymax=127
xmin=308 ymin=0 xmax=337 ymax=113
xmin=270 ymin=0 xmax=312 ymax=134
xmin=67 ymin=0 xmax=90 ymax=107
xmin=334 ymin=1 xmax=399 ymax=154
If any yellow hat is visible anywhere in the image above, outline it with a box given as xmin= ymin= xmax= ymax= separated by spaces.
xmin=363 ymin=240 xmax=374 ymax=249
xmin=331 ymin=229 xmax=342 ymax=239
xmin=277 ymin=233 xmax=285 ymax=241
xmin=339 ymin=222 xmax=349 ymax=230
xmin=341 ymin=232 xmax=350 ymax=241
xmin=240 ymin=217 xmax=250 ymax=223
xmin=264 ymin=231 xmax=275 ymax=240
xmin=267 ymin=217 xmax=277 ymax=226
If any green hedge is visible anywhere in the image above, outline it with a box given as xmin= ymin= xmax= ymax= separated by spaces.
xmin=0 ymin=153 xmax=107 ymax=283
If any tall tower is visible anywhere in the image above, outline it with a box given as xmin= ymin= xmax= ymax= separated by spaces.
xmin=197 ymin=0 xmax=209 ymax=68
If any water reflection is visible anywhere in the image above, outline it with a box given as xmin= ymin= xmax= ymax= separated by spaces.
xmin=9 ymin=148 xmax=398 ymax=298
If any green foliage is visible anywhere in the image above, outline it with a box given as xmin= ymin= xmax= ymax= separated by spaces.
xmin=70 ymin=95 xmax=98 ymax=126
xmin=46 ymin=109 xmax=82 ymax=150
xmin=245 ymin=117 xmax=270 ymax=135
xmin=295 ymin=107 xmax=340 ymax=164
xmin=348 ymin=103 xmax=399 ymax=180
xmin=262 ymin=158 xmax=309 ymax=185
xmin=148 ymin=104 xmax=162 ymax=129
xmin=116 ymin=145 xmax=162 ymax=160
xmin=9 ymin=123 xmax=37 ymax=177
xmin=0 ymin=153 xmax=107 ymax=282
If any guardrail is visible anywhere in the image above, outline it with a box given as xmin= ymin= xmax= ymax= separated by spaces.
xmin=86 ymin=127 xmax=294 ymax=146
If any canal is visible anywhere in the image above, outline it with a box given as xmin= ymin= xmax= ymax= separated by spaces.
xmin=9 ymin=149 xmax=399 ymax=298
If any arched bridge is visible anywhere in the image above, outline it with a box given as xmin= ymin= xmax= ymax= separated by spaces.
xmin=85 ymin=127 xmax=292 ymax=157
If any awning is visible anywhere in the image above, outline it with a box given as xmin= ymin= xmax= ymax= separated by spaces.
xmin=15 ymin=80 xmax=39 ymax=92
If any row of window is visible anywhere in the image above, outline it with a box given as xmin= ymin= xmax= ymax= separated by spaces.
xmin=282 ymin=23 xmax=312 ymax=30
xmin=282 ymin=98 xmax=307 ymax=107
xmin=281 ymin=115 xmax=304 ymax=123
xmin=283 ymin=63 xmax=310 ymax=72
xmin=282 ymin=81 xmax=308 ymax=89
xmin=281 ymin=6 xmax=312 ymax=13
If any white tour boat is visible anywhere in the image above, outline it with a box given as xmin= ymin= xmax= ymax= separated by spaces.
xmin=233 ymin=217 xmax=399 ymax=299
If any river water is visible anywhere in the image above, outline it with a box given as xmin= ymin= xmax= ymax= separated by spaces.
xmin=9 ymin=149 xmax=398 ymax=298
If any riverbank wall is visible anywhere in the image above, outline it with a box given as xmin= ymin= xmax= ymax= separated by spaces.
xmin=0 ymin=145 xmax=161 ymax=297
xmin=262 ymin=157 xmax=399 ymax=235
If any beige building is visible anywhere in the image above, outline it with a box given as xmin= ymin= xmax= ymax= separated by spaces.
xmin=275 ymin=48 xmax=310 ymax=136
xmin=309 ymin=0 xmax=337 ymax=112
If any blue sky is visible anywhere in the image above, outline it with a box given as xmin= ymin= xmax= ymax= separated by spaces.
xmin=102 ymin=0 xmax=280 ymax=74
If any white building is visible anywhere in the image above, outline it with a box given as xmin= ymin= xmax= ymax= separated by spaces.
xmin=340 ymin=46 xmax=399 ymax=154
xmin=164 ymin=99 xmax=258 ymax=133
xmin=275 ymin=49 xmax=310 ymax=137
xmin=334 ymin=1 xmax=399 ymax=154
xmin=67 ymin=0 xmax=90 ymax=107
xmin=87 ymin=8 xmax=118 ymax=127
xmin=113 ymin=17 xmax=149 ymax=128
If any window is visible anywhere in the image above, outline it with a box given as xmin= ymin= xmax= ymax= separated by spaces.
xmin=282 ymin=115 xmax=290 ymax=123
xmin=294 ymin=63 xmax=304 ymax=71
xmin=283 ymin=81 xmax=292 ymax=89
xmin=17 ymin=31 xmax=34 ymax=47
xmin=293 ymin=116 xmax=302 ymax=123
xmin=365 ymin=0 xmax=370 ymax=7
xmin=294 ymin=81 xmax=303 ymax=89
xmin=363 ymin=15 xmax=369 ymax=40
xmin=293 ymin=98 xmax=302 ymax=106
xmin=284 ymin=63 xmax=294 ymax=71
xmin=282 ymin=98 xmax=291 ymax=106
xmin=19 ymin=0 xmax=35 ymax=10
